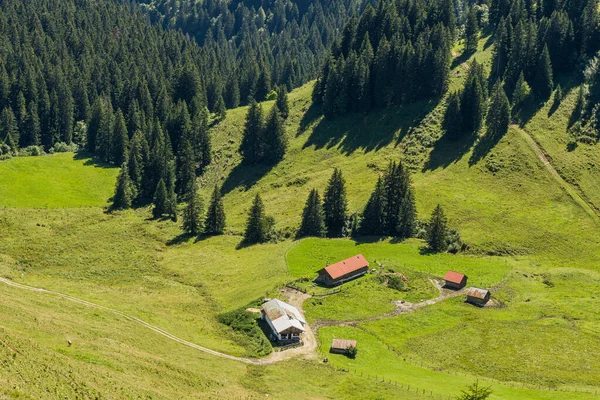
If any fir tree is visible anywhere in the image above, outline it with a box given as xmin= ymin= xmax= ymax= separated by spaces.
xmin=360 ymin=176 xmax=386 ymax=236
xmin=486 ymin=82 xmax=511 ymax=140
xmin=443 ymin=92 xmax=463 ymax=140
xmin=205 ymin=185 xmax=226 ymax=235
xmin=22 ymin=102 xmax=41 ymax=147
xmin=534 ymin=45 xmax=554 ymax=100
xmin=215 ymin=94 xmax=227 ymax=122
xmin=112 ymin=109 xmax=129 ymax=166
xmin=112 ymin=162 xmax=133 ymax=210
xmin=323 ymin=168 xmax=348 ymax=236
xmin=465 ymin=7 xmax=480 ymax=54
xmin=511 ymin=71 xmax=530 ymax=109
xmin=182 ymin=183 xmax=205 ymax=236
xmin=427 ymin=205 xmax=448 ymax=252
xmin=176 ymin=138 xmax=196 ymax=197
xmin=298 ymin=189 xmax=325 ymax=238
xmin=152 ymin=178 xmax=168 ymax=218
xmin=0 ymin=107 xmax=18 ymax=151
xmin=239 ymin=99 xmax=264 ymax=164
xmin=244 ymin=193 xmax=268 ymax=244
xmin=263 ymin=104 xmax=287 ymax=164
xmin=276 ymin=85 xmax=290 ymax=119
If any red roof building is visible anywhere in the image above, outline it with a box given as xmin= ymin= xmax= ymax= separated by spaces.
xmin=317 ymin=254 xmax=369 ymax=286
xmin=443 ymin=270 xmax=467 ymax=290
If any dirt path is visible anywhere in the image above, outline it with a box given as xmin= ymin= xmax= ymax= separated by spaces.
xmin=516 ymin=127 xmax=600 ymax=223
xmin=0 ymin=277 xmax=323 ymax=365
xmin=314 ymin=279 xmax=466 ymax=329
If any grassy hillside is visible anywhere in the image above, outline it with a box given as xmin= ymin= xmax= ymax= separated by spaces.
xmin=1 ymin=38 xmax=600 ymax=399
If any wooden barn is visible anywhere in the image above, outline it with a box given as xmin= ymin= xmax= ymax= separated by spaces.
xmin=330 ymin=338 xmax=357 ymax=354
xmin=466 ymin=287 xmax=491 ymax=307
xmin=261 ymin=299 xmax=306 ymax=343
xmin=443 ymin=270 xmax=467 ymax=290
xmin=316 ymin=254 xmax=369 ymax=287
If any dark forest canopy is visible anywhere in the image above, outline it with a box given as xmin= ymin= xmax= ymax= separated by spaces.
xmin=133 ymin=0 xmax=374 ymax=105
xmin=312 ymin=0 xmax=456 ymax=118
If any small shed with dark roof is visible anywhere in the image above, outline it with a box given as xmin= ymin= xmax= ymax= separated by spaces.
xmin=316 ymin=254 xmax=369 ymax=287
xmin=330 ymin=338 xmax=357 ymax=354
xmin=466 ymin=287 xmax=491 ymax=307
xmin=443 ymin=271 xmax=467 ymax=290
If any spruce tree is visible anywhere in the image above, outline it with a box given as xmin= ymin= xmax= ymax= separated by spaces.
xmin=239 ymin=99 xmax=264 ymax=164
xmin=113 ymin=162 xmax=133 ymax=210
xmin=276 ymin=85 xmax=290 ymax=119
xmin=165 ymin=157 xmax=178 ymax=221
xmin=112 ymin=109 xmax=129 ymax=166
xmin=443 ymin=92 xmax=463 ymax=140
xmin=0 ymin=107 xmax=18 ymax=151
xmin=263 ymin=104 xmax=287 ymax=164
xmin=465 ymin=7 xmax=480 ymax=54
xmin=461 ymin=65 xmax=486 ymax=132
xmin=298 ymin=189 xmax=325 ymax=238
xmin=128 ymin=130 xmax=146 ymax=202
xmin=22 ymin=101 xmax=41 ymax=147
xmin=360 ymin=176 xmax=386 ymax=236
xmin=323 ymin=168 xmax=348 ymax=236
xmin=244 ymin=193 xmax=268 ymax=244
xmin=383 ymin=160 xmax=415 ymax=238
xmin=205 ymin=185 xmax=226 ymax=235
xmin=511 ymin=71 xmax=530 ymax=109
xmin=153 ymin=178 xmax=168 ymax=218
xmin=182 ymin=183 xmax=205 ymax=236
xmin=427 ymin=205 xmax=448 ymax=252
xmin=397 ymin=171 xmax=416 ymax=239
xmin=176 ymin=138 xmax=196 ymax=197
xmin=215 ymin=94 xmax=226 ymax=122
xmin=552 ymin=84 xmax=563 ymax=109
xmin=534 ymin=45 xmax=554 ymax=100
xmin=486 ymin=82 xmax=511 ymax=140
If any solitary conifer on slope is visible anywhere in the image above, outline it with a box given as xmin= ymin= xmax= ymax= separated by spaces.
xmin=465 ymin=7 xmax=480 ymax=54
xmin=244 ymin=193 xmax=268 ymax=244
xmin=240 ymin=99 xmax=264 ymax=164
xmin=276 ymin=85 xmax=290 ymax=119
xmin=112 ymin=162 xmax=133 ymax=210
xmin=427 ymin=204 xmax=448 ymax=252
xmin=323 ymin=168 xmax=348 ymax=236
xmin=298 ymin=189 xmax=325 ymax=238
xmin=263 ymin=103 xmax=287 ymax=164
xmin=443 ymin=91 xmax=463 ymax=140
xmin=183 ymin=183 xmax=204 ymax=236
xmin=205 ymin=185 xmax=226 ymax=235
xmin=153 ymin=178 xmax=168 ymax=218
xmin=360 ymin=176 xmax=386 ymax=235
xmin=486 ymin=82 xmax=510 ymax=140
xmin=534 ymin=45 xmax=554 ymax=100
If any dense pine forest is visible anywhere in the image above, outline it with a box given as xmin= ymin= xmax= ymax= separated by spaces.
xmin=135 ymin=0 xmax=374 ymax=103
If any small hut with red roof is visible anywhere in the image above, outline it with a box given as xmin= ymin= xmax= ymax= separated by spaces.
xmin=443 ymin=270 xmax=467 ymax=290
xmin=316 ymin=254 xmax=369 ymax=287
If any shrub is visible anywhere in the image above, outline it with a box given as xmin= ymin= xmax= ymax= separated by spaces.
xmin=218 ymin=308 xmax=272 ymax=357
xmin=344 ymin=345 xmax=358 ymax=359
xmin=265 ymin=90 xmax=278 ymax=101
xmin=18 ymin=146 xmax=46 ymax=157
xmin=387 ymin=275 xmax=405 ymax=291
xmin=49 ymin=142 xmax=79 ymax=153
xmin=0 ymin=143 xmax=13 ymax=156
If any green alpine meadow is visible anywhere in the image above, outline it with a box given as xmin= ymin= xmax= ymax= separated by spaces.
xmin=1 ymin=0 xmax=600 ymax=399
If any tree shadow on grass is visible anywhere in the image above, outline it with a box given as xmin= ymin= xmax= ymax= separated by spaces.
xmin=351 ymin=235 xmax=387 ymax=245
xmin=422 ymin=130 xmax=478 ymax=171
xmin=469 ymin=131 xmax=505 ymax=166
xmin=73 ymin=151 xmax=115 ymax=169
xmin=166 ymin=232 xmax=215 ymax=246
xmin=297 ymin=102 xmax=322 ymax=137
xmin=221 ymin=162 xmax=275 ymax=196
xmin=302 ymin=98 xmax=441 ymax=155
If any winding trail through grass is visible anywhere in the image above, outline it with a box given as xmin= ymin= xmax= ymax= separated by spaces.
xmin=313 ymin=279 xmax=467 ymax=329
xmin=516 ymin=126 xmax=600 ymax=223
xmin=0 ymin=276 xmax=316 ymax=365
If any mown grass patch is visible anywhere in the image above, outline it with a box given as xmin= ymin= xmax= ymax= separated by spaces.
xmin=0 ymin=152 xmax=117 ymax=208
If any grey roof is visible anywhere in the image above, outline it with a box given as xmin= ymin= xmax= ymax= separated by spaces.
xmin=262 ymin=299 xmax=306 ymax=334
xmin=466 ymin=287 xmax=490 ymax=300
